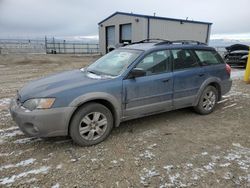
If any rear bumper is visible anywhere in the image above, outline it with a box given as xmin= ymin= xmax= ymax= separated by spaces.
xmin=9 ymin=99 xmax=76 ymax=137
xmin=221 ymin=79 xmax=232 ymax=96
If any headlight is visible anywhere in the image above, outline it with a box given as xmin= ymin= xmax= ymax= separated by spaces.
xmin=22 ymin=98 xmax=55 ymax=110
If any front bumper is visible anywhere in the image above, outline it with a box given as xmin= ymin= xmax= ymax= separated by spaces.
xmin=9 ymin=99 xmax=76 ymax=137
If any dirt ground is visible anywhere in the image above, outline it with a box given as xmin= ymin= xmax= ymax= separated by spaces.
xmin=0 ymin=54 xmax=249 ymax=188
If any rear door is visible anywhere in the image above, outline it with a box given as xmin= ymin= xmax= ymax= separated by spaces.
xmin=194 ymin=50 xmax=228 ymax=81
xmin=123 ymin=50 xmax=173 ymax=119
xmin=172 ymin=49 xmax=206 ymax=108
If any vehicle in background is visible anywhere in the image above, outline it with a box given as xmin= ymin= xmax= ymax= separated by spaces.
xmin=10 ymin=39 xmax=232 ymax=146
xmin=224 ymin=44 xmax=249 ymax=67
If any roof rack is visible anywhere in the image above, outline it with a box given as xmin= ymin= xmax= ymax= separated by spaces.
xmin=170 ymin=40 xmax=207 ymax=45
xmin=128 ymin=39 xmax=207 ymax=46
xmin=131 ymin=38 xmax=171 ymax=45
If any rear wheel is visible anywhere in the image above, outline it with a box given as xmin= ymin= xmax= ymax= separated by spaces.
xmin=70 ymin=103 xmax=113 ymax=146
xmin=194 ymin=86 xmax=218 ymax=115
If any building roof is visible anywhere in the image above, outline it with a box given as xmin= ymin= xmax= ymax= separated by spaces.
xmin=98 ymin=12 xmax=213 ymax=26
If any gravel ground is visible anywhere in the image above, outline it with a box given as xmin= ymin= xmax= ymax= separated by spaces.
xmin=0 ymin=54 xmax=249 ymax=188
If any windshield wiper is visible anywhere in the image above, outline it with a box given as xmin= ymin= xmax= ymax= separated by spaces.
xmin=87 ymin=69 xmax=100 ymax=75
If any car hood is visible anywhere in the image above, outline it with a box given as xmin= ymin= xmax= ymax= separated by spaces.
xmin=226 ymin=44 xmax=249 ymax=52
xmin=19 ymin=69 xmax=109 ymax=102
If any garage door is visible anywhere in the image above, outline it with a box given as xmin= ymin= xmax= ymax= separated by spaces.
xmin=106 ymin=26 xmax=115 ymax=53
xmin=120 ymin=24 xmax=132 ymax=44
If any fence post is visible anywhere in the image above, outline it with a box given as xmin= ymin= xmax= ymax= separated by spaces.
xmin=53 ymin=37 xmax=56 ymax=53
xmin=45 ymin=36 xmax=47 ymax=54
xmin=63 ymin=40 xmax=66 ymax=53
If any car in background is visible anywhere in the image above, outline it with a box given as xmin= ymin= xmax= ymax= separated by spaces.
xmin=224 ymin=44 xmax=249 ymax=67
xmin=10 ymin=39 xmax=232 ymax=146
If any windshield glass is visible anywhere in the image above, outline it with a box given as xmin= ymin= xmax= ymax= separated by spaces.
xmin=87 ymin=49 xmax=142 ymax=76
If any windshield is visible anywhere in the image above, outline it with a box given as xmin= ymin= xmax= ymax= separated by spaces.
xmin=87 ymin=49 xmax=142 ymax=76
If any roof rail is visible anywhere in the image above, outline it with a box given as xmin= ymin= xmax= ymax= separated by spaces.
xmin=171 ymin=40 xmax=207 ymax=45
xmin=131 ymin=38 xmax=171 ymax=45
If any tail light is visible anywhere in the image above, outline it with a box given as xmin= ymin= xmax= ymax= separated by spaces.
xmin=225 ymin=63 xmax=231 ymax=76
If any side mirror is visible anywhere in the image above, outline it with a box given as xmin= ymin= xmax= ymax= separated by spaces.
xmin=128 ymin=68 xmax=146 ymax=79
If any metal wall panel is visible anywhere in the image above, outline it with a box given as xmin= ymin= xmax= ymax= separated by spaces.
xmin=149 ymin=19 xmax=209 ymax=43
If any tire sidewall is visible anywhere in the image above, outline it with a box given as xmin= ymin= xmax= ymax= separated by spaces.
xmin=70 ymin=103 xmax=113 ymax=146
xmin=197 ymin=86 xmax=218 ymax=115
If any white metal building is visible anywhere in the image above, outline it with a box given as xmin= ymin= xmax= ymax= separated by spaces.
xmin=98 ymin=12 xmax=212 ymax=54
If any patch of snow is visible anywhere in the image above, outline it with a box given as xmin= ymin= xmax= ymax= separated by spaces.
xmin=147 ymin=143 xmax=157 ymax=149
xmin=91 ymin=158 xmax=98 ymax=162
xmin=225 ymin=153 xmax=241 ymax=161
xmin=217 ymin=99 xmax=228 ymax=104
xmin=203 ymin=162 xmax=216 ymax=172
xmin=13 ymin=137 xmax=41 ymax=144
xmin=222 ymin=103 xmax=237 ymax=109
xmin=51 ymin=183 xmax=60 ymax=188
xmin=169 ymin=173 xmax=180 ymax=184
xmin=211 ymin=155 xmax=220 ymax=162
xmin=163 ymin=165 xmax=174 ymax=172
xmin=139 ymin=150 xmax=155 ymax=160
xmin=0 ymin=127 xmax=18 ymax=132
xmin=223 ymin=172 xmax=233 ymax=180
xmin=201 ymin=152 xmax=208 ymax=156
xmin=56 ymin=164 xmax=63 ymax=169
xmin=233 ymin=143 xmax=243 ymax=148
xmin=141 ymin=129 xmax=159 ymax=137
xmin=219 ymin=163 xmax=231 ymax=167
xmin=231 ymin=70 xmax=245 ymax=79
xmin=111 ymin=160 xmax=118 ymax=164
xmin=0 ymin=152 xmax=14 ymax=157
xmin=140 ymin=167 xmax=159 ymax=186
xmin=0 ymin=166 xmax=50 ymax=185
xmin=0 ymin=98 xmax=11 ymax=108
xmin=0 ymin=158 xmax=36 ymax=171
xmin=0 ymin=128 xmax=24 ymax=144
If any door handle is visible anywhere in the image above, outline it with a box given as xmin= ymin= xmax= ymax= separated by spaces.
xmin=162 ymin=79 xmax=170 ymax=83
xmin=198 ymin=73 xmax=205 ymax=77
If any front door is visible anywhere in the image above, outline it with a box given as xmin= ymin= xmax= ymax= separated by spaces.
xmin=123 ymin=50 xmax=173 ymax=119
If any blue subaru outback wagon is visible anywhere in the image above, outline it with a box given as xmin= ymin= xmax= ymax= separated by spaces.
xmin=10 ymin=39 xmax=232 ymax=146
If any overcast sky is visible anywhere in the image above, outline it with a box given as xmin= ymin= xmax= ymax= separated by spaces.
xmin=0 ymin=0 xmax=249 ymax=39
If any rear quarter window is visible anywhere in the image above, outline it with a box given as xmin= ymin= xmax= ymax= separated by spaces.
xmin=194 ymin=50 xmax=223 ymax=65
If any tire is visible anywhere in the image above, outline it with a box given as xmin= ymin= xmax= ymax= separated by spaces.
xmin=70 ymin=103 xmax=113 ymax=146
xmin=194 ymin=86 xmax=218 ymax=115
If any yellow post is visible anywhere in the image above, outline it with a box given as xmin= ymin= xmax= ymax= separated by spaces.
xmin=244 ymin=48 xmax=250 ymax=83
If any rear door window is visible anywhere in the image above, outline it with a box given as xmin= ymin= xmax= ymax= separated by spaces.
xmin=172 ymin=49 xmax=199 ymax=71
xmin=194 ymin=50 xmax=223 ymax=65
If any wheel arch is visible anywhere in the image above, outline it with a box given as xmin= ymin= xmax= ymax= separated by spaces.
xmin=67 ymin=93 xmax=121 ymax=135
xmin=194 ymin=78 xmax=222 ymax=106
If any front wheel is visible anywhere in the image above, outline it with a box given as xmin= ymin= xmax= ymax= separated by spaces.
xmin=194 ymin=86 xmax=218 ymax=115
xmin=70 ymin=103 xmax=113 ymax=146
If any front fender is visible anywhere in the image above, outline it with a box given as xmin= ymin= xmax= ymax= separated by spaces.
xmin=69 ymin=92 xmax=121 ymax=127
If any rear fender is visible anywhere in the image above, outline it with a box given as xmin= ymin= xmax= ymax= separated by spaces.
xmin=193 ymin=78 xmax=222 ymax=106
